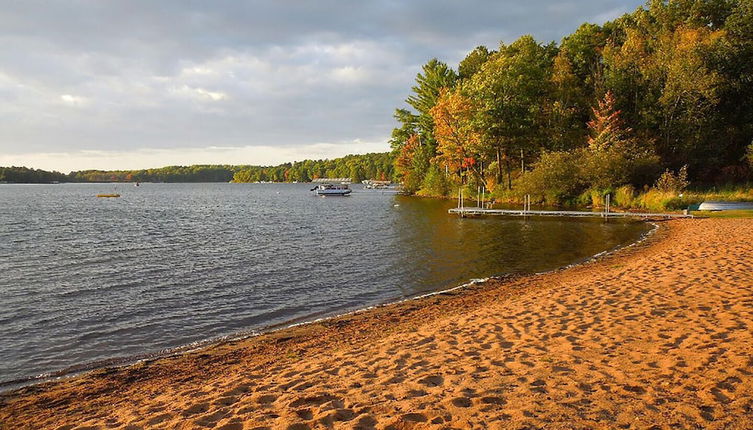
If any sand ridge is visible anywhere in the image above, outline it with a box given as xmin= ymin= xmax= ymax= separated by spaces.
xmin=2 ymin=219 xmax=753 ymax=429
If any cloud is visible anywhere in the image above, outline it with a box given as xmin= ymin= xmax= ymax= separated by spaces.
xmin=0 ymin=140 xmax=391 ymax=173
xmin=170 ymin=85 xmax=228 ymax=101
xmin=60 ymin=94 xmax=88 ymax=106
xmin=0 ymin=0 xmax=646 ymax=170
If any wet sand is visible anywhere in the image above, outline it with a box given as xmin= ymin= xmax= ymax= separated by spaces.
xmin=2 ymin=218 xmax=753 ymax=429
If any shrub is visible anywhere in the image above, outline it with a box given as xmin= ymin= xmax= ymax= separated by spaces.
xmin=614 ymin=185 xmax=636 ymax=208
xmin=516 ymin=151 xmax=584 ymax=205
xmin=580 ymin=147 xmax=630 ymax=191
xmin=635 ymin=189 xmax=703 ymax=212
xmin=417 ymin=166 xmax=453 ymax=197
xmin=576 ymin=189 xmax=606 ymax=208
xmin=655 ymin=165 xmax=689 ymax=192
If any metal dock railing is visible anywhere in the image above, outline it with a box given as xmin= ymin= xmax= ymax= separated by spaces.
xmin=448 ymin=207 xmax=693 ymax=219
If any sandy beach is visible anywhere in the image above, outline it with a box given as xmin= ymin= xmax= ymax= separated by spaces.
xmin=2 ymin=218 xmax=753 ymax=429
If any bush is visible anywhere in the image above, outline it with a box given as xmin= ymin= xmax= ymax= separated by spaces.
xmin=580 ymin=146 xmax=660 ymax=191
xmin=614 ymin=185 xmax=636 ymax=208
xmin=655 ymin=165 xmax=689 ymax=192
xmin=516 ymin=151 xmax=584 ymax=205
xmin=580 ymin=147 xmax=630 ymax=191
xmin=417 ymin=166 xmax=453 ymax=197
xmin=635 ymin=189 xmax=703 ymax=212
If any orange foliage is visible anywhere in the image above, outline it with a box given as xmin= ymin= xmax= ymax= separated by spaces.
xmin=430 ymin=89 xmax=481 ymax=174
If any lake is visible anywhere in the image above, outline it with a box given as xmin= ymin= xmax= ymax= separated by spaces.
xmin=0 ymin=183 xmax=650 ymax=388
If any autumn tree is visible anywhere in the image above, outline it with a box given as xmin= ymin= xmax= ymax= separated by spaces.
xmin=430 ymin=88 xmax=483 ymax=183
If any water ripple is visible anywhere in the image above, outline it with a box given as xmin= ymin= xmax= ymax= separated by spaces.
xmin=0 ymin=182 xmax=649 ymax=389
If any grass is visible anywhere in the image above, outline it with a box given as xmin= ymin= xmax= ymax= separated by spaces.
xmin=691 ymin=210 xmax=753 ymax=218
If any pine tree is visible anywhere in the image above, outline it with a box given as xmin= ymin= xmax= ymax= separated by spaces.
xmin=587 ymin=91 xmax=632 ymax=151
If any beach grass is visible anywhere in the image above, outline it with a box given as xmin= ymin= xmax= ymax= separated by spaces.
xmin=691 ymin=209 xmax=753 ymax=218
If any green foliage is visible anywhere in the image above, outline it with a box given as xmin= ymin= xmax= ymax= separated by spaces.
xmin=0 ymin=166 xmax=68 ymax=183
xmin=417 ymin=166 xmax=453 ymax=197
xmin=635 ymin=189 xmax=703 ymax=211
xmin=654 ymin=165 xmax=689 ymax=192
xmin=390 ymin=0 xmax=753 ymax=197
xmin=458 ymin=46 xmax=493 ymax=80
xmin=516 ymin=151 xmax=583 ymax=205
xmin=406 ymin=58 xmax=458 ymax=138
xmin=614 ymin=185 xmax=637 ymax=208
xmin=0 ymin=153 xmax=395 ymax=185
xmin=229 ymin=153 xmax=394 ymax=184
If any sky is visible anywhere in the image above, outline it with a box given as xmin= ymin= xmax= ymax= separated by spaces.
xmin=0 ymin=0 xmax=645 ymax=172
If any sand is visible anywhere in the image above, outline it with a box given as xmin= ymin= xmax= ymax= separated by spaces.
xmin=2 ymin=218 xmax=753 ymax=429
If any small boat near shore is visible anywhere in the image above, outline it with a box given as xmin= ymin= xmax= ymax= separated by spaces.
xmin=696 ymin=201 xmax=753 ymax=211
xmin=311 ymin=183 xmax=352 ymax=196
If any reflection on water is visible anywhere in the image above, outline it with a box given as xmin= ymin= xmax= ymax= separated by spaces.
xmin=390 ymin=195 xmax=646 ymax=293
xmin=0 ymin=183 xmax=649 ymax=387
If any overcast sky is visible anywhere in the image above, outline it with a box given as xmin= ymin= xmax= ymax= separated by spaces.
xmin=0 ymin=0 xmax=644 ymax=172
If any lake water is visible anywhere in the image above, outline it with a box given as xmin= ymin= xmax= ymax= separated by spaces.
xmin=0 ymin=183 xmax=650 ymax=388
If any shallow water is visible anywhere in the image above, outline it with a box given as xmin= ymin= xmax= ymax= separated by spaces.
xmin=0 ymin=183 xmax=649 ymax=387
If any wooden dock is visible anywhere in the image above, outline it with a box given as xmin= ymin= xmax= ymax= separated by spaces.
xmin=448 ymin=207 xmax=693 ymax=219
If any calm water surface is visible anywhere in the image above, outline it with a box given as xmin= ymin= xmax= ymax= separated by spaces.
xmin=0 ymin=183 xmax=650 ymax=387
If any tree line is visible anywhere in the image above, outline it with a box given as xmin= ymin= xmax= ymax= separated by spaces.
xmin=0 ymin=153 xmax=395 ymax=184
xmin=390 ymin=0 xmax=753 ymax=205
xmin=230 ymin=153 xmax=394 ymax=183
xmin=0 ymin=166 xmax=70 ymax=184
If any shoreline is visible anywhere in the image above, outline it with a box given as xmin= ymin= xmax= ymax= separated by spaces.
xmin=4 ymin=218 xmax=753 ymax=429
xmin=0 ymin=219 xmax=656 ymax=394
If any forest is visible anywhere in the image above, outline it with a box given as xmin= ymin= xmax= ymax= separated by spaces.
xmin=0 ymin=153 xmax=394 ymax=184
xmin=390 ymin=0 xmax=753 ymax=209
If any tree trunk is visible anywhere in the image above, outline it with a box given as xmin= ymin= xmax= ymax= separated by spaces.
xmin=505 ymin=151 xmax=512 ymax=190
xmin=496 ymin=146 xmax=503 ymax=185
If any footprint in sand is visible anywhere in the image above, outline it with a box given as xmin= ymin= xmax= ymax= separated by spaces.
xmin=256 ymin=394 xmax=278 ymax=404
xmin=146 ymin=412 xmax=173 ymax=425
xmin=401 ymin=412 xmax=428 ymax=422
xmin=182 ymin=402 xmax=209 ymax=417
xmin=451 ymin=397 xmax=472 ymax=408
xmin=289 ymin=394 xmax=341 ymax=408
xmin=214 ymin=396 xmax=239 ymax=407
xmin=417 ymin=375 xmax=443 ymax=387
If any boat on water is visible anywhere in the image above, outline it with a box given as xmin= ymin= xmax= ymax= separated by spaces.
xmin=96 ymin=194 xmax=120 ymax=198
xmin=362 ymin=180 xmax=391 ymax=189
xmin=311 ymin=183 xmax=352 ymax=196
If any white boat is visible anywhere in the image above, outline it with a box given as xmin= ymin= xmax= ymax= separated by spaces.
xmin=311 ymin=183 xmax=352 ymax=196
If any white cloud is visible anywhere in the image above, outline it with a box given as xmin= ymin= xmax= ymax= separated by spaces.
xmin=170 ymin=85 xmax=227 ymax=101
xmin=330 ymin=66 xmax=370 ymax=84
xmin=60 ymin=94 xmax=87 ymax=106
xmin=0 ymin=140 xmax=391 ymax=173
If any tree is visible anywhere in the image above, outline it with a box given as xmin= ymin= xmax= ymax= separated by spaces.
xmin=587 ymin=91 xmax=633 ymax=150
xmin=430 ymin=88 xmax=483 ymax=182
xmin=390 ymin=59 xmax=458 ymax=190
xmin=656 ymin=26 xmax=724 ymax=166
xmin=395 ymin=134 xmax=424 ymax=193
xmin=406 ymin=59 xmax=458 ymax=136
xmin=459 ymin=46 xmax=492 ymax=80
xmin=468 ymin=35 xmax=554 ymax=189
xmin=583 ymin=91 xmax=660 ymax=190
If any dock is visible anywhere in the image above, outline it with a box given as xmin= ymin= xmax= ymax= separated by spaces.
xmin=449 ymin=207 xmax=693 ymax=219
